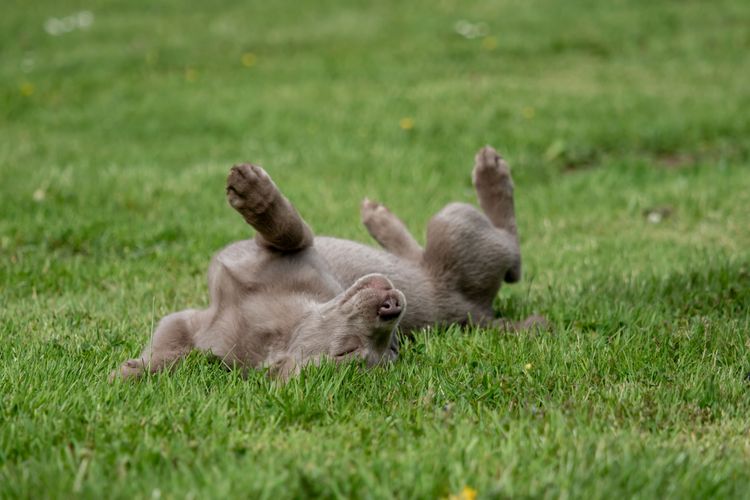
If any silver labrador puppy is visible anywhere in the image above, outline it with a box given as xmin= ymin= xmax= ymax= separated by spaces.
xmin=111 ymin=146 xmax=542 ymax=381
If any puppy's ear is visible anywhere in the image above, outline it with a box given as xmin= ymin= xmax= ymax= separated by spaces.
xmin=267 ymin=355 xmax=299 ymax=383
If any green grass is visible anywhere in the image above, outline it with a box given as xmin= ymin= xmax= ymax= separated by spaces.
xmin=2 ymin=0 xmax=750 ymax=497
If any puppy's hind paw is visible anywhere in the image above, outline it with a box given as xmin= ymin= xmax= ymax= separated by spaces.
xmin=472 ymin=145 xmax=518 ymax=233
xmin=472 ymin=145 xmax=512 ymax=190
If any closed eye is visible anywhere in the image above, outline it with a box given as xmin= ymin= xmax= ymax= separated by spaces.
xmin=334 ymin=346 xmax=358 ymax=358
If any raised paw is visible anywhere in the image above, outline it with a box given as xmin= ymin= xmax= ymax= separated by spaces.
xmin=226 ymin=164 xmax=279 ymax=216
xmin=472 ymin=145 xmax=513 ymax=192
xmin=471 ymin=145 xmax=517 ymax=234
xmin=361 ymin=198 xmax=423 ymax=261
xmin=361 ymin=198 xmax=396 ymax=233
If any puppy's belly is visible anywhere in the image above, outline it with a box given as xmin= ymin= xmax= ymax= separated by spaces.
xmin=313 ymin=237 xmax=417 ymax=284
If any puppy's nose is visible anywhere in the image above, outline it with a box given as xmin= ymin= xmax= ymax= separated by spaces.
xmin=378 ymin=296 xmax=402 ymax=320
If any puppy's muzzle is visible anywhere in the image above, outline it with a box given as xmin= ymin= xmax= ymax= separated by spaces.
xmin=378 ymin=294 xmax=403 ymax=321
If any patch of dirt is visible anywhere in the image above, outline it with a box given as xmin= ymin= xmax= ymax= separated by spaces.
xmin=656 ymin=153 xmax=698 ymax=169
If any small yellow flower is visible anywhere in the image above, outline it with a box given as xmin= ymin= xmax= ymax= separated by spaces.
xmin=241 ymin=52 xmax=257 ymax=67
xmin=522 ymin=106 xmax=535 ymax=120
xmin=524 ymin=363 xmax=532 ymax=371
xmin=481 ymin=36 xmax=497 ymax=51
xmin=449 ymin=486 xmax=478 ymax=500
xmin=399 ymin=117 xmax=414 ymax=130
xmin=20 ymin=82 xmax=35 ymax=96
xmin=185 ymin=68 xmax=197 ymax=82
xmin=462 ymin=486 xmax=477 ymax=500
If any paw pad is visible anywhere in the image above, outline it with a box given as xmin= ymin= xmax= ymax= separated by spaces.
xmin=226 ymin=164 xmax=277 ymax=214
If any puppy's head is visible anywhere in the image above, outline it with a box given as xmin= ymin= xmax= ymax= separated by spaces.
xmin=278 ymin=274 xmax=405 ymax=378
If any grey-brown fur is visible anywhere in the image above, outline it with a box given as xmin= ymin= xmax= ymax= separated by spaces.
xmin=111 ymin=146 xmax=543 ymax=382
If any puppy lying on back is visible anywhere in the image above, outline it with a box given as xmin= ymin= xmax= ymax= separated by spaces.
xmin=111 ymin=146 xmax=542 ymax=381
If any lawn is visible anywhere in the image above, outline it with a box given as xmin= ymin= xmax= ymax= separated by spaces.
xmin=2 ymin=0 xmax=750 ymax=497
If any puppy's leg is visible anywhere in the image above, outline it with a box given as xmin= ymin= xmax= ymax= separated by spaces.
xmin=424 ymin=203 xmax=519 ymax=306
xmin=361 ymin=198 xmax=423 ymax=262
xmin=227 ymin=164 xmax=313 ymax=252
xmin=472 ymin=146 xmax=517 ymax=234
xmin=472 ymin=146 xmax=521 ymax=283
xmin=267 ymin=355 xmax=300 ymax=383
xmin=110 ymin=310 xmax=197 ymax=381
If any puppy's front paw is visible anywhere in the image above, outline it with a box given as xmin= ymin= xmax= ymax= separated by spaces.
xmin=361 ymin=198 xmax=395 ymax=232
xmin=381 ymin=345 xmax=399 ymax=363
xmin=108 ymin=358 xmax=146 ymax=382
xmin=226 ymin=164 xmax=278 ymax=215
xmin=267 ymin=355 xmax=299 ymax=383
